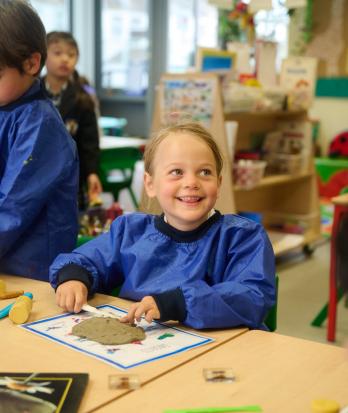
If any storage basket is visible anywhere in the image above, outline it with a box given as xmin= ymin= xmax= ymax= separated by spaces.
xmin=233 ymin=160 xmax=267 ymax=189
xmin=265 ymin=153 xmax=303 ymax=175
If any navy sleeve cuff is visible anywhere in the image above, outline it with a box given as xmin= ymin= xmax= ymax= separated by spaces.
xmin=57 ymin=263 xmax=93 ymax=292
xmin=152 ymin=288 xmax=187 ymax=322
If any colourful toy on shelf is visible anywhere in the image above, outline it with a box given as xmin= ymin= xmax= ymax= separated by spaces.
xmin=79 ymin=202 xmax=123 ymax=238
xmin=329 ymin=131 xmax=348 ymax=157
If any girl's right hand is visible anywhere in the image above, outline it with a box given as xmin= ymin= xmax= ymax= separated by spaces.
xmin=55 ymin=280 xmax=88 ymax=313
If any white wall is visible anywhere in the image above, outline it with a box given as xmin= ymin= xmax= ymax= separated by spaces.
xmin=310 ymin=98 xmax=348 ymax=154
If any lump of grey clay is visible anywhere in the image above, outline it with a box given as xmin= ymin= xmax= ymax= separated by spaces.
xmin=71 ymin=317 xmax=146 ymax=345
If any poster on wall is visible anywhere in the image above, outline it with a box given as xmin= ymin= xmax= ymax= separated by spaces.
xmin=280 ymin=56 xmax=318 ymax=110
xmin=160 ymin=78 xmax=215 ymax=129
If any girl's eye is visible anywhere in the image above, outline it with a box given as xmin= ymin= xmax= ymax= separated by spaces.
xmin=170 ymin=169 xmax=182 ymax=176
xmin=200 ymin=169 xmax=212 ymax=176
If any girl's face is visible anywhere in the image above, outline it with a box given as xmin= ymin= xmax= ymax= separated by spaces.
xmin=45 ymin=40 xmax=78 ymax=80
xmin=144 ymin=132 xmax=222 ymax=231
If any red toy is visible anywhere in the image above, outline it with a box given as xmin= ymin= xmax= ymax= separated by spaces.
xmin=329 ymin=131 xmax=348 ymax=157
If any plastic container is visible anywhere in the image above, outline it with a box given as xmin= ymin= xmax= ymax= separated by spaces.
xmin=265 ymin=153 xmax=303 ymax=175
xmin=238 ymin=211 xmax=263 ymax=224
xmin=263 ymin=211 xmax=320 ymax=234
xmin=233 ymin=160 xmax=267 ymax=189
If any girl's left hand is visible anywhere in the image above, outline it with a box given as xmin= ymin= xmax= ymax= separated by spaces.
xmin=87 ymin=173 xmax=102 ymax=202
xmin=120 ymin=296 xmax=160 ymax=324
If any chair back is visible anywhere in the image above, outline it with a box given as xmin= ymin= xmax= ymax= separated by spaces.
xmin=99 ymin=146 xmax=142 ymax=203
xmin=264 ymin=274 xmax=279 ymax=332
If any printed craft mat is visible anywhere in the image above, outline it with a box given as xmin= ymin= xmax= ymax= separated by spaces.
xmin=21 ymin=305 xmax=214 ymax=370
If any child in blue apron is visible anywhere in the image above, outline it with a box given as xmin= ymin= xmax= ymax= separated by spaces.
xmin=50 ymin=123 xmax=275 ymax=329
xmin=0 ymin=0 xmax=78 ymax=280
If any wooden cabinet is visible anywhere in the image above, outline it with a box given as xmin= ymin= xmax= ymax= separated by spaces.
xmin=226 ymin=110 xmax=321 ymax=255
xmin=143 ymin=73 xmax=321 ymax=256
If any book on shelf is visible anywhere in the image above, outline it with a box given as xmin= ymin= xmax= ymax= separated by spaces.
xmin=0 ymin=372 xmax=88 ymax=413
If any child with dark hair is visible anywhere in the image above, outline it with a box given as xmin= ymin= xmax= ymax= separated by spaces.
xmin=50 ymin=122 xmax=275 ymax=330
xmin=42 ymin=31 xmax=102 ymax=209
xmin=0 ymin=0 xmax=79 ymax=280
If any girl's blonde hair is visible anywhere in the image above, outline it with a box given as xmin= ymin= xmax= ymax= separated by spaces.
xmin=144 ymin=122 xmax=223 ymax=176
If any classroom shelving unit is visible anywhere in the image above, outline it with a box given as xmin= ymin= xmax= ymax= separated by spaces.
xmin=226 ymin=109 xmax=321 ymax=255
xmin=141 ymin=72 xmax=321 ymax=256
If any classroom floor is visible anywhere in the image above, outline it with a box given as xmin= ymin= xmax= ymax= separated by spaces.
xmin=276 ymin=240 xmax=348 ymax=348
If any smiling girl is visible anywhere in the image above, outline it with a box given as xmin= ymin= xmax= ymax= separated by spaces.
xmin=49 ymin=122 xmax=276 ymax=330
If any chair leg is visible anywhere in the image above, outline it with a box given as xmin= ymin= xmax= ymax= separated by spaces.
xmin=327 ymin=270 xmax=337 ymax=341
xmin=311 ymin=303 xmax=329 ymax=327
xmin=327 ymin=207 xmax=340 ymax=342
xmin=128 ymin=187 xmax=139 ymax=209
xmin=311 ymin=289 xmax=344 ymax=327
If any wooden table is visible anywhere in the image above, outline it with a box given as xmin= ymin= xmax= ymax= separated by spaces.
xmin=0 ymin=275 xmax=248 ymax=413
xmin=95 ymin=330 xmax=348 ymax=413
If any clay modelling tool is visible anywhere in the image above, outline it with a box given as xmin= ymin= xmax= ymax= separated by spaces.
xmin=9 ymin=293 xmax=34 ymax=324
xmin=0 ymin=279 xmax=24 ymax=299
xmin=0 ymin=292 xmax=33 ymax=321
xmin=81 ymin=304 xmax=119 ymax=319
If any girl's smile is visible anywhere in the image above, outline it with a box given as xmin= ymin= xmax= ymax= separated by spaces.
xmin=144 ymin=132 xmax=221 ymax=231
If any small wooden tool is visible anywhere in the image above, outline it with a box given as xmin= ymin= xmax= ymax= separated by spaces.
xmin=0 ymin=279 xmax=24 ymax=299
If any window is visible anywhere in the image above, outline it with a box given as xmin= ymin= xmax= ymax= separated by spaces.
xmin=167 ymin=0 xmax=218 ymax=73
xmin=30 ymin=0 xmax=70 ymax=32
xmin=253 ymin=0 xmax=289 ymax=70
xmin=100 ymin=0 xmax=150 ymax=96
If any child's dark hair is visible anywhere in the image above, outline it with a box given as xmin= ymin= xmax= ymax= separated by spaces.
xmin=0 ymin=0 xmax=47 ymax=74
xmin=47 ymin=31 xmax=79 ymax=56
xmin=47 ymin=31 xmax=95 ymax=112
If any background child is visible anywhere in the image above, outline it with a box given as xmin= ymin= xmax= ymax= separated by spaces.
xmin=0 ymin=0 xmax=78 ymax=280
xmin=43 ymin=31 xmax=102 ymax=209
xmin=50 ymin=123 xmax=276 ymax=330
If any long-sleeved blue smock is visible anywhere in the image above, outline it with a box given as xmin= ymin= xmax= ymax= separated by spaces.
xmin=50 ymin=211 xmax=276 ymax=329
xmin=0 ymin=80 xmax=79 ymax=280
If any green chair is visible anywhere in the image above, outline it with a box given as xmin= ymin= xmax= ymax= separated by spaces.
xmin=99 ymin=146 xmax=142 ymax=209
xmin=76 ymin=235 xmax=94 ymax=248
xmin=264 ymin=275 xmax=279 ymax=332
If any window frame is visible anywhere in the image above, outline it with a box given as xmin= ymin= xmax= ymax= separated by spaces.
xmin=95 ymin=0 xmax=151 ymax=103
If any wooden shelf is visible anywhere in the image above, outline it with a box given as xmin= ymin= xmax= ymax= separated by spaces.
xmin=226 ymin=105 xmax=321 ymax=256
xmin=234 ymin=173 xmax=312 ymax=192
xmin=224 ymin=110 xmax=307 ymax=120
xmin=268 ymin=231 xmax=305 ymax=255
xmin=147 ymin=72 xmax=321 ymax=257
